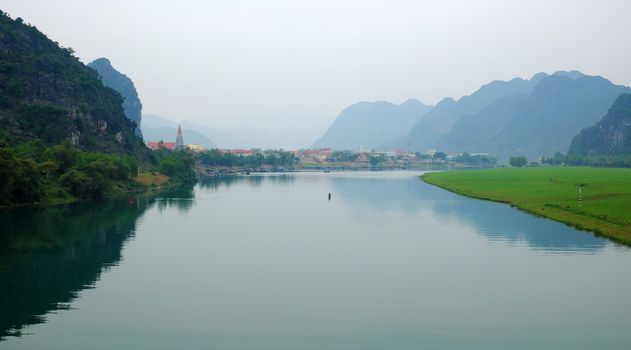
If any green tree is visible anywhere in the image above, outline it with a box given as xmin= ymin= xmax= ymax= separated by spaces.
xmin=0 ymin=141 xmax=45 ymax=204
xmin=509 ymin=156 xmax=528 ymax=167
xmin=60 ymin=169 xmax=107 ymax=199
xmin=433 ymin=152 xmax=447 ymax=160
xmin=369 ymin=155 xmax=385 ymax=166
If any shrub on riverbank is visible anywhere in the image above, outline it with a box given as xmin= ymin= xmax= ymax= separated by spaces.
xmin=153 ymin=148 xmax=196 ymax=184
xmin=0 ymin=140 xmax=141 ymax=205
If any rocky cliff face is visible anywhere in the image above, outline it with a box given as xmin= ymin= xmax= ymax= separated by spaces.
xmin=88 ymin=58 xmax=143 ymax=137
xmin=0 ymin=11 xmax=144 ymax=154
xmin=569 ymin=93 xmax=631 ymax=156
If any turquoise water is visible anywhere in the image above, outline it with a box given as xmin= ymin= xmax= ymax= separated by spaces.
xmin=1 ymin=171 xmax=630 ymax=349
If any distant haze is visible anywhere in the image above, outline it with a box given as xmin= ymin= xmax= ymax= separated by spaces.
xmin=4 ymin=0 xmax=631 ymax=143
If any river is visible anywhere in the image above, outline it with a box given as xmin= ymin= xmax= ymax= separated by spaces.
xmin=1 ymin=171 xmax=630 ymax=349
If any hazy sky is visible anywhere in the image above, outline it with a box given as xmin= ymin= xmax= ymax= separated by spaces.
xmin=4 ymin=0 xmax=631 ymax=134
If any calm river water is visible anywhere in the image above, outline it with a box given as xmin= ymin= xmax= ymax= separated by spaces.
xmin=1 ymin=171 xmax=630 ymax=349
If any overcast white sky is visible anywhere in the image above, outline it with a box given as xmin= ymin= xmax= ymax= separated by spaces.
xmin=4 ymin=0 xmax=631 ymax=133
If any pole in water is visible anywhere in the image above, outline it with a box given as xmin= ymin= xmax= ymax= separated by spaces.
xmin=328 ymin=193 xmax=331 ymax=201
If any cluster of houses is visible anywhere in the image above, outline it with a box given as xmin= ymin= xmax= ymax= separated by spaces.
xmin=292 ymin=148 xmax=494 ymax=165
xmin=146 ymin=141 xmax=207 ymax=152
xmin=292 ymin=148 xmax=422 ymax=164
xmin=291 ymin=149 xmax=333 ymax=162
xmin=144 ymin=126 xmax=491 ymax=165
xmin=145 ymin=141 xmax=259 ymax=155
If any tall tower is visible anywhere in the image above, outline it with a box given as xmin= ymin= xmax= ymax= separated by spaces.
xmin=175 ymin=125 xmax=184 ymax=150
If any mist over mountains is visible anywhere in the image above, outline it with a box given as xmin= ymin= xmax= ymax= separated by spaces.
xmin=312 ymin=70 xmax=631 ymax=160
xmin=137 ymin=69 xmax=630 ymax=161
xmin=406 ymin=73 xmax=548 ymax=152
xmin=142 ymin=114 xmax=323 ymax=150
xmin=312 ymin=99 xmax=433 ymax=151
xmin=83 ymin=58 xmax=629 ymax=160
xmin=76 ymin=56 xmax=631 ymax=160
xmin=438 ymin=73 xmax=631 ymax=159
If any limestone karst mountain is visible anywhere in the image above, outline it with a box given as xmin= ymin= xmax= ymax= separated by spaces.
xmin=89 ymin=58 xmax=143 ymax=137
xmin=312 ymin=99 xmax=432 ymax=151
xmin=569 ymin=93 xmax=631 ymax=156
xmin=438 ymin=73 xmax=631 ymax=159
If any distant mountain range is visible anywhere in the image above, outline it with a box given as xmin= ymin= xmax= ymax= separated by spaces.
xmin=142 ymin=115 xmax=299 ymax=149
xmin=312 ymin=99 xmax=433 ymax=151
xmin=88 ymin=58 xmax=143 ymax=137
xmin=438 ymin=73 xmax=631 ymax=159
xmin=569 ymin=93 xmax=631 ymax=156
xmin=407 ymin=73 xmax=548 ymax=152
xmin=312 ymin=70 xmax=631 ymax=160
xmin=142 ymin=126 xmax=217 ymax=149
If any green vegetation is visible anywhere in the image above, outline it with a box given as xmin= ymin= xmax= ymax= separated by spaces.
xmin=0 ymin=140 xmax=142 ymax=205
xmin=0 ymin=12 xmax=197 ymax=207
xmin=0 ymin=12 xmax=146 ymax=155
xmin=152 ymin=148 xmax=196 ymax=184
xmin=509 ymin=156 xmax=527 ymax=167
xmin=453 ymin=152 xmax=496 ymax=165
xmin=196 ymin=149 xmax=298 ymax=168
xmin=422 ymin=167 xmax=631 ymax=245
xmin=329 ymin=151 xmax=359 ymax=163
xmin=542 ymin=151 xmax=631 ymax=168
xmin=369 ymin=154 xmax=387 ymax=166
xmin=0 ymin=138 xmax=199 ymax=206
xmin=432 ymin=151 xmax=447 ymax=160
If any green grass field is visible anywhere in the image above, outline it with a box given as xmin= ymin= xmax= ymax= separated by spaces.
xmin=422 ymin=167 xmax=631 ymax=246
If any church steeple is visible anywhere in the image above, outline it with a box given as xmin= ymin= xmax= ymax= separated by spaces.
xmin=175 ymin=125 xmax=184 ymax=150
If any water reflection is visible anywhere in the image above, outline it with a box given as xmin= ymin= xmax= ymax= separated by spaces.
xmin=0 ymin=186 xmax=194 ymax=340
xmin=0 ymin=172 xmax=626 ymax=349
xmin=197 ymin=173 xmax=295 ymax=191
xmin=198 ymin=172 xmax=609 ymax=252
xmin=155 ymin=186 xmax=196 ymax=213
xmin=326 ymin=172 xmax=609 ymax=252
xmin=201 ymin=172 xmax=610 ymax=252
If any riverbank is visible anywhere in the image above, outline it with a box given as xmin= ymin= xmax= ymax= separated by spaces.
xmin=0 ymin=172 xmax=183 ymax=210
xmin=422 ymin=167 xmax=631 ymax=246
xmin=194 ymin=162 xmax=492 ymax=178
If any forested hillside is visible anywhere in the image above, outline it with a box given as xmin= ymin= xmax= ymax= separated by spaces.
xmin=0 ymin=11 xmax=191 ymax=206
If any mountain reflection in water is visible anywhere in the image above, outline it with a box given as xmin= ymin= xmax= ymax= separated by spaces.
xmin=0 ymin=186 xmax=194 ymax=340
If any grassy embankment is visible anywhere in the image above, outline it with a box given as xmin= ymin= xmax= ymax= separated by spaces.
xmin=422 ymin=167 xmax=631 ymax=246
